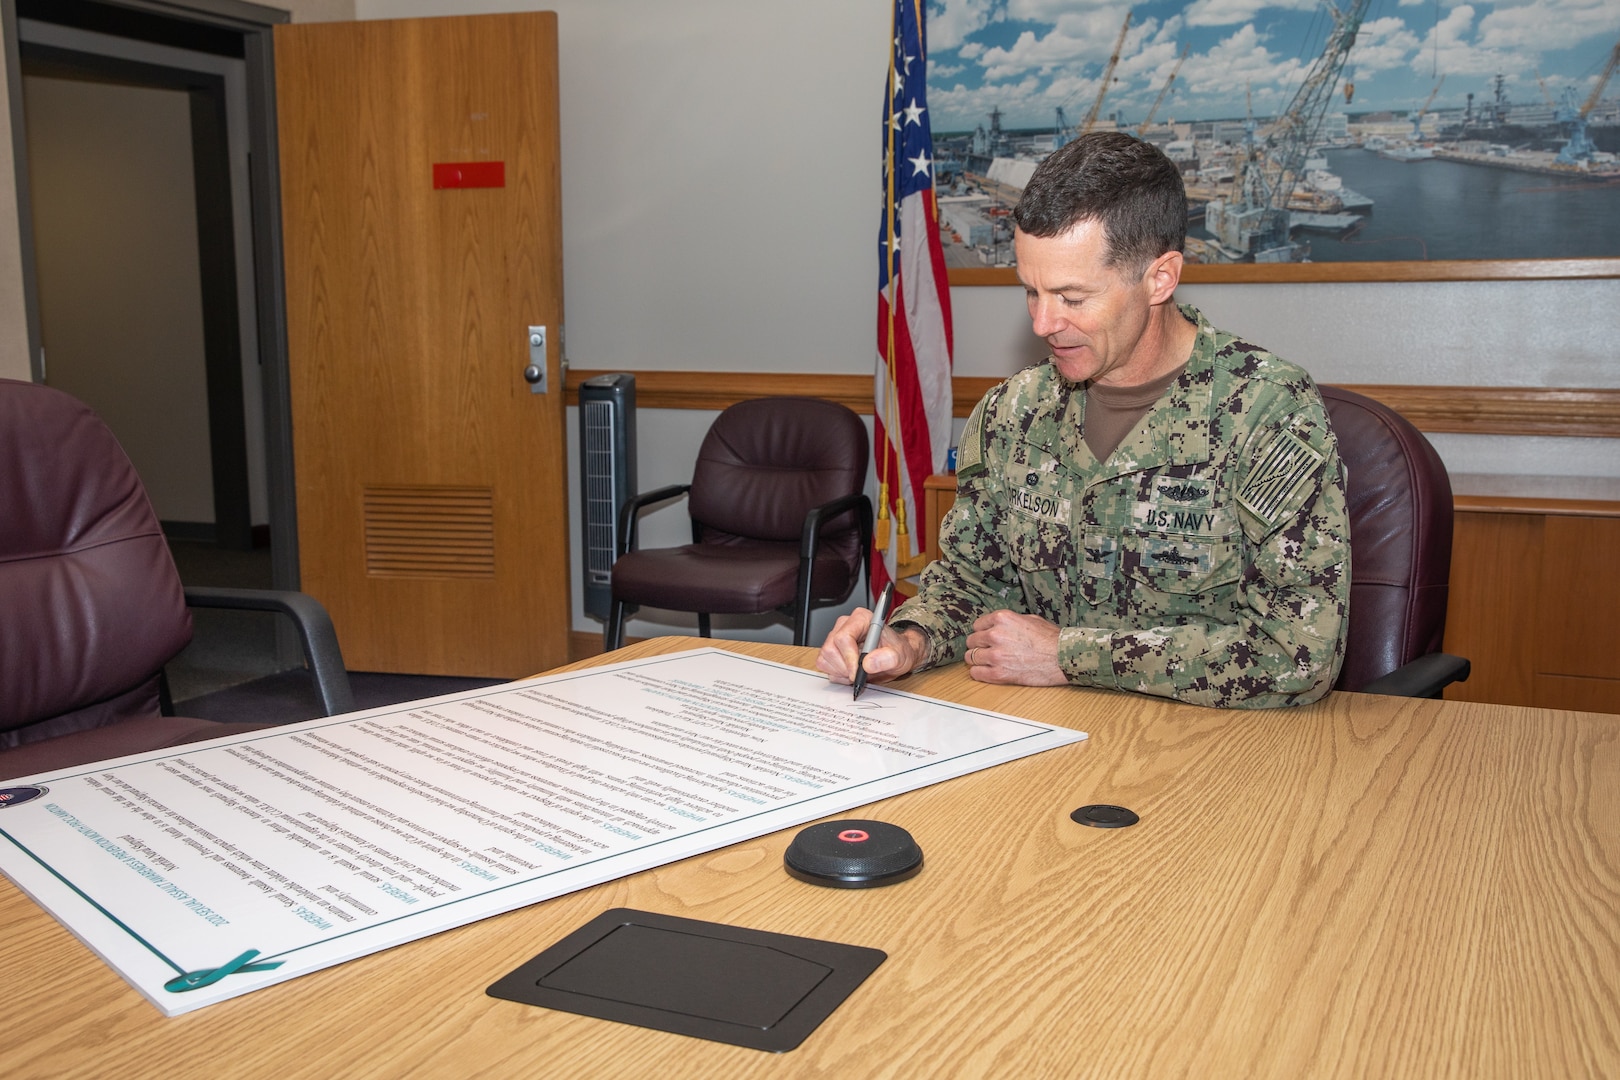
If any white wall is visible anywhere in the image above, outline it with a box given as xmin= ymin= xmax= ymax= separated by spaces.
xmin=278 ymin=0 xmax=356 ymax=19
xmin=1178 ymin=279 xmax=1620 ymax=476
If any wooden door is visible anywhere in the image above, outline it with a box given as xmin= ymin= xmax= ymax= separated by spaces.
xmin=276 ymin=13 xmax=568 ymax=677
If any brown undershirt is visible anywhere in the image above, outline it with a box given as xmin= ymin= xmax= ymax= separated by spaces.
xmin=1082 ymin=362 xmax=1188 ymax=462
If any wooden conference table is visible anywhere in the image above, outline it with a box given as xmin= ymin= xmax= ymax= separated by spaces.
xmin=5 ymin=638 xmax=1617 ymax=1078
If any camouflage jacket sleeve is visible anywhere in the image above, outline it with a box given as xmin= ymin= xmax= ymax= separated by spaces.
xmin=892 ymin=345 xmax=1350 ymax=709
xmin=889 ymin=384 xmax=1028 ymax=669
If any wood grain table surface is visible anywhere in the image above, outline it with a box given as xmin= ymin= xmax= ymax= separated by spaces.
xmin=4 ymin=637 xmax=1616 ymax=1079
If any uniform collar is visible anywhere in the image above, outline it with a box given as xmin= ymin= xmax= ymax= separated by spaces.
xmin=1091 ymin=302 xmax=1214 ymax=479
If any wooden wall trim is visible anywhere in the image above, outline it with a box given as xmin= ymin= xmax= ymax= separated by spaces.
xmin=952 ymin=376 xmax=1000 ymax=415
xmin=1452 ymin=473 xmax=1620 ymax=517
xmin=1454 ymin=494 xmax=1620 ymax=519
xmin=1336 ymin=385 xmax=1620 ymax=438
xmin=565 ymin=369 xmax=1620 ymax=439
xmin=566 ymin=369 xmax=874 ymax=413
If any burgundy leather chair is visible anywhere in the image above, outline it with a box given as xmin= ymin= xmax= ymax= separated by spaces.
xmin=1322 ymin=385 xmax=1469 ymax=697
xmin=606 ymin=396 xmax=872 ymax=650
xmin=0 ymin=379 xmax=352 ymax=781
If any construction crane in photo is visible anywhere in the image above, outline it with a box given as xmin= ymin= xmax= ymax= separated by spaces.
xmin=1535 ymin=67 xmax=1556 ymax=107
xmin=1227 ymin=82 xmax=1256 ymax=206
xmin=1403 ymin=74 xmax=1446 ymax=141
xmin=1555 ymin=37 xmax=1619 ymax=168
xmin=1204 ymin=0 xmax=1369 ymax=260
xmin=1138 ymin=44 xmax=1190 ymax=135
xmin=1080 ymin=10 xmax=1132 ymax=135
xmin=1052 ymin=104 xmax=1072 ymax=150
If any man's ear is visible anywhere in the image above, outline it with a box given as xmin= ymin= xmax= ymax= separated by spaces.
xmin=1144 ymin=249 xmax=1184 ymax=306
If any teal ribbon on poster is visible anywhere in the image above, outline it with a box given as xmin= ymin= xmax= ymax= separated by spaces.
xmin=164 ymin=949 xmax=283 ymax=992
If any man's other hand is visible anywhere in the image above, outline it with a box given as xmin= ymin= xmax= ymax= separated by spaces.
xmin=963 ymin=610 xmax=1067 ymax=686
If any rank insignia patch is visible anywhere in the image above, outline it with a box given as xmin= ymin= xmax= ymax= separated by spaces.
xmin=1082 ymin=531 xmax=1118 ymax=578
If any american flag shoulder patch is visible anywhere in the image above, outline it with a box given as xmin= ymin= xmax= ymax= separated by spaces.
xmin=956 ymin=398 xmax=987 ymax=478
xmin=1238 ymin=428 xmax=1324 ymax=526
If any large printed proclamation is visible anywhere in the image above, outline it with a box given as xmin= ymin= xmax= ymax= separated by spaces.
xmin=0 ymin=648 xmax=1085 ymax=1013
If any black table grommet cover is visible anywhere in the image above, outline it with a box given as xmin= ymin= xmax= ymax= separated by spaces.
xmin=488 ymin=909 xmax=886 ymax=1052
xmin=1071 ymin=804 xmax=1140 ymax=829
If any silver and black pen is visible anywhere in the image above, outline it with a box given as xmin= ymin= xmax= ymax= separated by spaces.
xmin=852 ymin=582 xmax=896 ymax=701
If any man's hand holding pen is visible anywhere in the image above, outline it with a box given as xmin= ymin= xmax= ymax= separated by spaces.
xmin=850 ymin=583 xmax=895 ymax=700
xmin=816 ymin=585 xmax=930 ymax=692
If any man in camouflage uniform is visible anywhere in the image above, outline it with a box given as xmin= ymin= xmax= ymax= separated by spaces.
xmin=818 ymin=132 xmax=1349 ymax=708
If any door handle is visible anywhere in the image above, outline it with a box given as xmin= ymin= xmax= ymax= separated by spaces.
xmin=525 ymin=326 xmax=548 ymax=393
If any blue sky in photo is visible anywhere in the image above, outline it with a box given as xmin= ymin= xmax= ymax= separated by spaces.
xmin=921 ymin=0 xmax=1619 ymax=132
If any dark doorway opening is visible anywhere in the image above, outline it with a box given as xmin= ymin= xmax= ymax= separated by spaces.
xmin=20 ymin=40 xmax=255 ymax=548
xmin=4 ymin=0 xmax=299 ymax=586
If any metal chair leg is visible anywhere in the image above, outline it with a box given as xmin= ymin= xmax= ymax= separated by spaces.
xmin=605 ymin=599 xmax=626 ymax=651
xmin=698 ymin=613 xmax=711 ymax=638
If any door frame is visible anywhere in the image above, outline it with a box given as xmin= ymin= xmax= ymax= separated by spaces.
xmin=2 ymin=0 xmax=300 ymax=584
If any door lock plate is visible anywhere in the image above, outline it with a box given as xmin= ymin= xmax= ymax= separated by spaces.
xmin=525 ymin=326 xmax=548 ymax=393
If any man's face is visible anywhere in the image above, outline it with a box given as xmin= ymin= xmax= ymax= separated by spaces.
xmin=1013 ymin=220 xmax=1157 ymax=387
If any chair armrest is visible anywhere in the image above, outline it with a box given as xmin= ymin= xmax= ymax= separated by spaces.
xmin=792 ymin=494 xmax=875 ymax=646
xmin=1356 ymin=652 xmax=1471 ymax=699
xmin=798 ymin=492 xmax=874 ymax=559
xmin=615 ymin=484 xmax=691 ymax=556
xmin=183 ymin=586 xmax=355 ymax=717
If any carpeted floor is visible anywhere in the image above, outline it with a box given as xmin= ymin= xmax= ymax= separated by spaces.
xmin=165 ymin=538 xmax=503 ymax=719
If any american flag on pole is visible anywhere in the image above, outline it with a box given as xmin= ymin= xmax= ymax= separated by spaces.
xmin=875 ymin=0 xmax=953 ymax=597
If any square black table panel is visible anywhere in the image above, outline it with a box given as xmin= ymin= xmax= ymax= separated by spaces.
xmin=488 ymin=908 xmax=887 ymax=1052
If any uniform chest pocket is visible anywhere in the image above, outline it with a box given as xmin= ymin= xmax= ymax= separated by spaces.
xmin=1006 ymin=520 xmax=1076 ymax=620
xmin=1123 ymin=531 xmax=1240 ymax=595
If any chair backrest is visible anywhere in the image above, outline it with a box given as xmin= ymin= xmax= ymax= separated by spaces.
xmin=0 ymin=379 xmax=192 ymax=746
xmin=1321 ymin=385 xmax=1454 ymax=692
xmin=688 ymin=396 xmax=869 ymax=546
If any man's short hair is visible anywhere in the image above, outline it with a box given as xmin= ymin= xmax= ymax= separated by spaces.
xmin=1011 ymin=132 xmax=1187 ymax=276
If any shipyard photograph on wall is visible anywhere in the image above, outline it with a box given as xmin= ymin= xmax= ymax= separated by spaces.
xmin=924 ymin=0 xmax=1620 ymax=273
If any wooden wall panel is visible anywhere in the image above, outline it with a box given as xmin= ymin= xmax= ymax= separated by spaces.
xmin=1537 ymin=516 xmax=1620 ymax=681
xmin=1444 ymin=513 xmax=1543 ymax=707
xmin=1532 ymin=675 xmax=1620 ymax=714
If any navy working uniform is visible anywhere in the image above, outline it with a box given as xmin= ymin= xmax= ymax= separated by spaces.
xmin=890 ymin=304 xmax=1350 ymax=708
